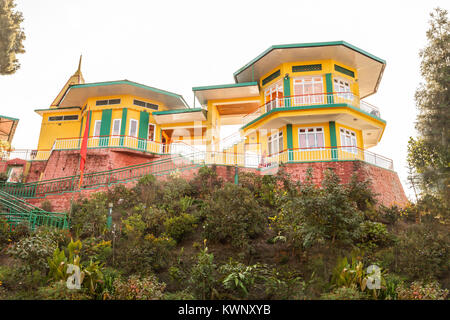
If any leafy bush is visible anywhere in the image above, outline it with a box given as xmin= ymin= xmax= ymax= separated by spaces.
xmin=159 ymin=178 xmax=194 ymax=214
xmin=263 ymin=268 xmax=307 ymax=300
xmin=219 ymin=260 xmax=264 ymax=298
xmin=163 ymin=290 xmax=196 ymax=300
xmin=133 ymin=175 xmax=163 ymax=206
xmin=47 ymin=239 xmax=105 ymax=296
xmin=40 ymin=200 xmax=53 ymax=212
xmin=80 ymin=237 xmax=112 ymax=265
xmin=347 ymin=173 xmax=377 ymax=211
xmin=111 ymin=274 xmax=166 ymax=300
xmin=69 ymin=193 xmax=108 ymax=238
xmin=331 ymin=256 xmax=385 ymax=299
xmin=394 ymin=223 xmax=449 ymax=280
xmin=116 ymin=234 xmax=176 ymax=275
xmin=1 ymin=221 xmax=31 ymax=244
xmin=276 ymin=169 xmax=363 ymax=249
xmin=0 ymin=265 xmax=47 ymax=293
xmin=37 ymin=280 xmax=91 ymax=300
xmin=7 ymin=231 xmax=58 ymax=274
xmin=0 ymin=217 xmax=11 ymax=246
xmin=378 ymin=274 xmax=404 ymax=300
xmin=139 ymin=206 xmax=170 ymax=236
xmin=396 ymin=281 xmax=448 ymax=300
xmin=164 ymin=213 xmax=197 ymax=242
xmin=203 ymin=183 xmax=267 ymax=248
xmin=321 ymin=287 xmax=367 ymax=300
xmin=377 ymin=205 xmax=401 ymax=224
xmin=356 ymin=221 xmax=394 ymax=251
xmin=188 ymin=246 xmax=217 ymax=300
xmin=190 ymin=166 xmax=223 ymax=197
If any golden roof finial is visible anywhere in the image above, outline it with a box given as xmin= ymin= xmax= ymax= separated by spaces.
xmin=74 ymin=54 xmax=82 ymax=77
xmin=50 ymin=55 xmax=85 ymax=107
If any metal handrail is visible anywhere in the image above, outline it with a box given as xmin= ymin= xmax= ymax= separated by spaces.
xmin=242 ymin=92 xmax=381 ymax=125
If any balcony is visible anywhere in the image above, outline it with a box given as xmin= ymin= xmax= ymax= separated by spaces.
xmin=242 ymin=92 xmax=381 ymax=127
xmin=1 ymin=149 xmax=51 ymax=162
xmin=2 ymin=139 xmax=393 ymax=172
xmin=52 ymin=135 xmax=166 ymax=154
xmin=262 ymin=146 xmax=393 ymax=170
xmin=178 ymin=146 xmax=393 ymax=171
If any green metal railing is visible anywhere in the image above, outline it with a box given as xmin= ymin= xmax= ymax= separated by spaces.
xmin=0 ymin=153 xmax=201 ymax=199
xmin=0 ymin=190 xmax=68 ymax=230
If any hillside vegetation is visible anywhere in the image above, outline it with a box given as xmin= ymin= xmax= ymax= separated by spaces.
xmin=0 ymin=165 xmax=448 ymax=300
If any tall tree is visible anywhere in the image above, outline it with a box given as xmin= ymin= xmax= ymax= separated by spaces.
xmin=408 ymin=8 xmax=450 ymax=204
xmin=0 ymin=0 xmax=25 ymax=75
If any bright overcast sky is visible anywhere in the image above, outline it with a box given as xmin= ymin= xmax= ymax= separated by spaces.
xmin=1 ymin=0 xmax=449 ymax=199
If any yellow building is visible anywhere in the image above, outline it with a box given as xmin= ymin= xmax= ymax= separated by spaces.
xmin=32 ymin=42 xmax=392 ymax=171
xmin=34 ymin=57 xmax=207 ymax=161
xmin=193 ymin=41 xmax=389 ymax=169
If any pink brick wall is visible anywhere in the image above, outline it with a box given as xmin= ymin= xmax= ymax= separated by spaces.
xmin=24 ymin=159 xmax=408 ymax=212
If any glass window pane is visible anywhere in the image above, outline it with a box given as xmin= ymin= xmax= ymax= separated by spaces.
xmin=317 ymin=133 xmax=324 ymax=147
xmin=299 ymin=134 xmax=306 ymax=148
xmin=307 ymin=133 xmax=315 ymax=147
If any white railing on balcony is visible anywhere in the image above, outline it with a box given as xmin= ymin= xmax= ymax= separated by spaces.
xmin=1 ymin=145 xmax=393 ymax=171
xmin=360 ymin=101 xmax=381 ymax=118
xmin=0 ymin=149 xmax=51 ymax=162
xmin=242 ymin=92 xmax=381 ymax=126
xmin=259 ymin=146 xmax=393 ymax=170
xmin=53 ymin=135 xmax=165 ymax=154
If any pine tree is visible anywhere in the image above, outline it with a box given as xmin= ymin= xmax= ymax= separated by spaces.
xmin=408 ymin=8 xmax=450 ymax=204
xmin=0 ymin=0 xmax=25 ymax=75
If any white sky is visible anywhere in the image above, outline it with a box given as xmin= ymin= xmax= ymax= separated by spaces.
xmin=1 ymin=0 xmax=449 ymax=199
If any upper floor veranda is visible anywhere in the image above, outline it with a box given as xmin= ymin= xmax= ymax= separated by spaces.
xmin=193 ymin=41 xmax=386 ymax=147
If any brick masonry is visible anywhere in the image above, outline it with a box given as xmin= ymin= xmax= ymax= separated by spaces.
xmin=24 ymin=159 xmax=409 ymax=212
xmin=20 ymin=149 xmax=165 ymax=182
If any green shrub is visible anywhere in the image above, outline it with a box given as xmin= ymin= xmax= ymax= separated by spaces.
xmin=35 ymin=226 xmax=71 ymax=248
xmin=37 ymin=280 xmax=91 ymax=300
xmin=276 ymin=169 xmax=363 ymax=249
xmin=3 ymin=221 xmax=31 ymax=243
xmin=356 ymin=221 xmax=394 ymax=251
xmin=69 ymin=193 xmax=108 ymax=238
xmin=188 ymin=246 xmax=217 ymax=300
xmin=116 ymin=234 xmax=176 ymax=275
xmin=133 ymin=175 xmax=163 ymax=206
xmin=163 ymin=290 xmax=196 ymax=300
xmin=40 ymin=200 xmax=53 ymax=212
xmin=203 ymin=183 xmax=267 ymax=248
xmin=159 ymin=178 xmax=194 ymax=214
xmin=321 ymin=287 xmax=367 ymax=300
xmin=377 ymin=205 xmax=401 ymax=224
xmin=164 ymin=213 xmax=197 ymax=242
xmin=0 ymin=265 xmax=44 ymax=292
xmin=394 ymin=223 xmax=449 ymax=280
xmin=111 ymin=274 xmax=166 ymax=300
xmin=7 ymin=230 xmax=58 ymax=274
xmin=141 ymin=206 xmax=171 ymax=236
xmin=378 ymin=274 xmax=404 ymax=300
xmin=396 ymin=281 xmax=448 ymax=300
xmin=0 ymin=217 xmax=11 ymax=246
xmin=47 ymin=239 xmax=105 ymax=296
xmin=347 ymin=173 xmax=377 ymax=211
xmin=331 ymin=256 xmax=385 ymax=299
xmin=219 ymin=260 xmax=264 ymax=298
xmin=190 ymin=166 xmax=223 ymax=197
xmin=80 ymin=237 xmax=112 ymax=264
xmin=105 ymin=184 xmax=136 ymax=210
xmin=263 ymin=268 xmax=307 ymax=300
